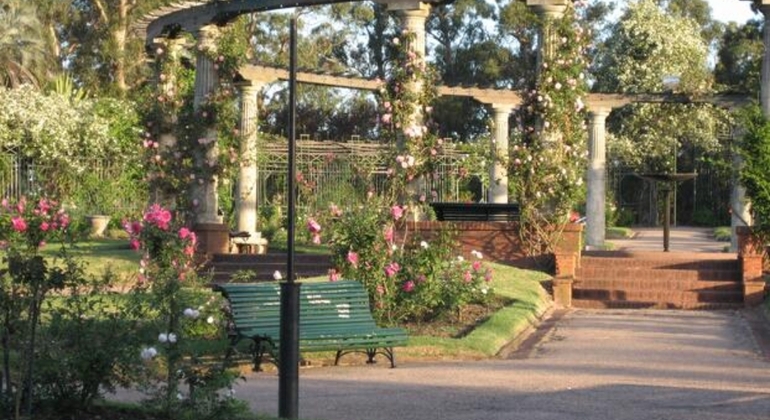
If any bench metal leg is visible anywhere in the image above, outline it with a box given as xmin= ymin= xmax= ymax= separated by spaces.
xmin=334 ymin=347 xmax=397 ymax=368
xmin=250 ymin=338 xmax=278 ymax=372
xmin=365 ymin=348 xmax=378 ymax=364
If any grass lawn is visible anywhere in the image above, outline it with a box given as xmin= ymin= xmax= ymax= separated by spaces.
xmin=401 ymin=262 xmax=552 ymax=359
xmin=41 ymin=238 xmax=141 ymax=284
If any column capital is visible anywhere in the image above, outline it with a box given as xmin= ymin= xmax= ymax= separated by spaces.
xmin=588 ymin=106 xmax=612 ymax=119
xmin=383 ymin=0 xmax=431 ymax=15
xmin=235 ymin=80 xmax=264 ymax=94
xmin=490 ymin=103 xmax=516 ymax=113
xmin=194 ymin=24 xmax=220 ymax=49
xmin=526 ymin=0 xmax=570 ymax=19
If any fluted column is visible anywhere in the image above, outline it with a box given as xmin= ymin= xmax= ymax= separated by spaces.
xmin=586 ymin=107 xmax=610 ymax=249
xmin=731 ymin=126 xmax=753 ymax=252
xmin=388 ymin=1 xmax=430 ymax=131
xmin=236 ymin=81 xmax=262 ymax=233
xmin=527 ymin=0 xmax=569 ymax=74
xmin=488 ymin=105 xmax=513 ymax=203
xmin=193 ymin=25 xmax=221 ymax=224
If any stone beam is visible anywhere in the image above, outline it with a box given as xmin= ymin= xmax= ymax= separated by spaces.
xmin=136 ymin=0 xmax=452 ymax=47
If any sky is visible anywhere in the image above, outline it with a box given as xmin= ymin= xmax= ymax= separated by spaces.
xmin=707 ymin=0 xmax=757 ymax=24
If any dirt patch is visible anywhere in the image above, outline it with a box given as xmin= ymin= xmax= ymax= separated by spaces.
xmin=402 ymin=296 xmax=511 ymax=338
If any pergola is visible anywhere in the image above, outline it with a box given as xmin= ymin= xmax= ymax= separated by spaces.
xmin=134 ymin=0 xmax=765 ymax=253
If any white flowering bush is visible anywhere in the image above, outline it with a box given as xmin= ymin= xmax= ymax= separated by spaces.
xmin=595 ymin=0 xmax=723 ymax=174
xmin=0 ymin=85 xmax=129 ymax=173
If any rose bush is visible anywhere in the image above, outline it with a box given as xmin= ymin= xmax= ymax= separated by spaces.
xmin=321 ymin=198 xmax=492 ymax=325
xmin=125 ymin=204 xmax=244 ymax=419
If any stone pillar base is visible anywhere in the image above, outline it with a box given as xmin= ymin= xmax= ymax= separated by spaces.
xmin=554 ymin=252 xmax=577 ymax=278
xmin=193 ymin=223 xmax=230 ymax=257
xmin=552 ymin=278 xmax=573 ymax=308
xmin=744 ymin=282 xmax=767 ymax=307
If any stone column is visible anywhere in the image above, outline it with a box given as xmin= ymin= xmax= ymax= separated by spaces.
xmin=192 ymin=25 xmax=221 ymax=224
xmin=191 ymin=25 xmax=229 ymax=256
xmin=527 ymin=0 xmax=569 ymax=72
xmin=387 ymin=1 xmax=431 ymax=130
xmin=586 ymin=107 xmax=610 ymax=249
xmin=730 ymin=127 xmax=752 ymax=252
xmin=235 ymin=81 xmax=262 ymax=233
xmin=488 ymin=105 xmax=513 ymax=203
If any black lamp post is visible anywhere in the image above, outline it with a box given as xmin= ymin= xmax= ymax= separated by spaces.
xmin=278 ymin=11 xmax=301 ymax=420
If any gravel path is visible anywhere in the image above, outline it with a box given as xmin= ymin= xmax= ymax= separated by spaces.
xmin=233 ymin=309 xmax=770 ymax=420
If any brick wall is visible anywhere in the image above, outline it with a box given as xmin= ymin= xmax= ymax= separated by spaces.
xmin=736 ymin=226 xmax=767 ymax=306
xmin=401 ymin=221 xmax=583 ymax=274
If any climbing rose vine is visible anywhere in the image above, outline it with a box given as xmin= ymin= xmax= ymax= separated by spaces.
xmin=509 ymin=2 xmax=589 ymax=253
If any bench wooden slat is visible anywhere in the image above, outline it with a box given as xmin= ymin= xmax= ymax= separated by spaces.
xmin=214 ymin=280 xmax=408 ymax=370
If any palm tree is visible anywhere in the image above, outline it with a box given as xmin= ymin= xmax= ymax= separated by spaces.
xmin=0 ymin=0 xmax=48 ymax=88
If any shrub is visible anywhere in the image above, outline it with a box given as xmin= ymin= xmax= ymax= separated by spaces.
xmin=35 ymin=273 xmax=144 ymax=414
xmin=125 ymin=204 xmax=243 ymax=419
xmin=323 ymin=197 xmax=492 ymax=325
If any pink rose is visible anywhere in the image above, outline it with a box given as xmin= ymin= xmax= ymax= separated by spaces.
xmin=129 ymin=238 xmax=141 ymax=251
xmin=472 ymin=260 xmax=482 ymax=271
xmin=383 ymin=226 xmax=394 ymax=243
xmin=390 ymin=205 xmax=404 ymax=221
xmin=306 ymin=218 xmax=321 ymax=234
xmin=347 ymin=251 xmax=359 ymax=268
xmin=40 ymin=221 xmax=50 ymax=232
xmin=11 ymin=217 xmax=27 ymax=232
xmin=384 ymin=262 xmax=400 ymax=277
xmin=179 ymin=227 xmax=192 ymax=239
xmin=402 ymin=280 xmax=415 ymax=293
xmin=328 ymin=269 xmax=340 ymax=282
xmin=463 ymin=271 xmax=472 ymax=283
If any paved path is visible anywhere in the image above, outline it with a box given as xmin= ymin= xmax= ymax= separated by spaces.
xmin=609 ymin=226 xmax=728 ymax=253
xmin=234 ymin=309 xmax=770 ymax=420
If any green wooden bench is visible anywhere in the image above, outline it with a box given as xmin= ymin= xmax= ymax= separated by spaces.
xmin=214 ymin=280 xmax=408 ymax=371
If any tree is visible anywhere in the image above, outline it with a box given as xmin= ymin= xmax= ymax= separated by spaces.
xmin=63 ymin=0 xmax=172 ymax=96
xmin=593 ymin=0 xmax=729 ymax=225
xmin=714 ymin=20 xmax=763 ymax=93
xmin=0 ymin=0 xmax=48 ymax=87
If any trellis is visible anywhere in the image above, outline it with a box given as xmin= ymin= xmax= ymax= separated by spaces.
xmin=255 ymin=139 xmax=476 ymax=212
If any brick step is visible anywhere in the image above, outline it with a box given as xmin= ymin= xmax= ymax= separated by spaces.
xmin=575 ymin=268 xmax=741 ymax=283
xmin=580 ymin=256 xmax=738 ymax=271
xmin=574 ymin=278 xmax=741 ymax=292
xmin=573 ymin=288 xmax=743 ymax=304
xmin=572 ymin=299 xmax=744 ymax=310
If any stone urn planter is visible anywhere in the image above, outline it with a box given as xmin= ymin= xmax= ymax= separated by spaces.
xmin=85 ymin=215 xmax=111 ymax=238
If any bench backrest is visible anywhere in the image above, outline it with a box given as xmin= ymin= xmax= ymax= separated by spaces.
xmin=216 ymin=280 xmax=380 ymax=335
xmin=430 ymin=202 xmax=521 ymax=222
